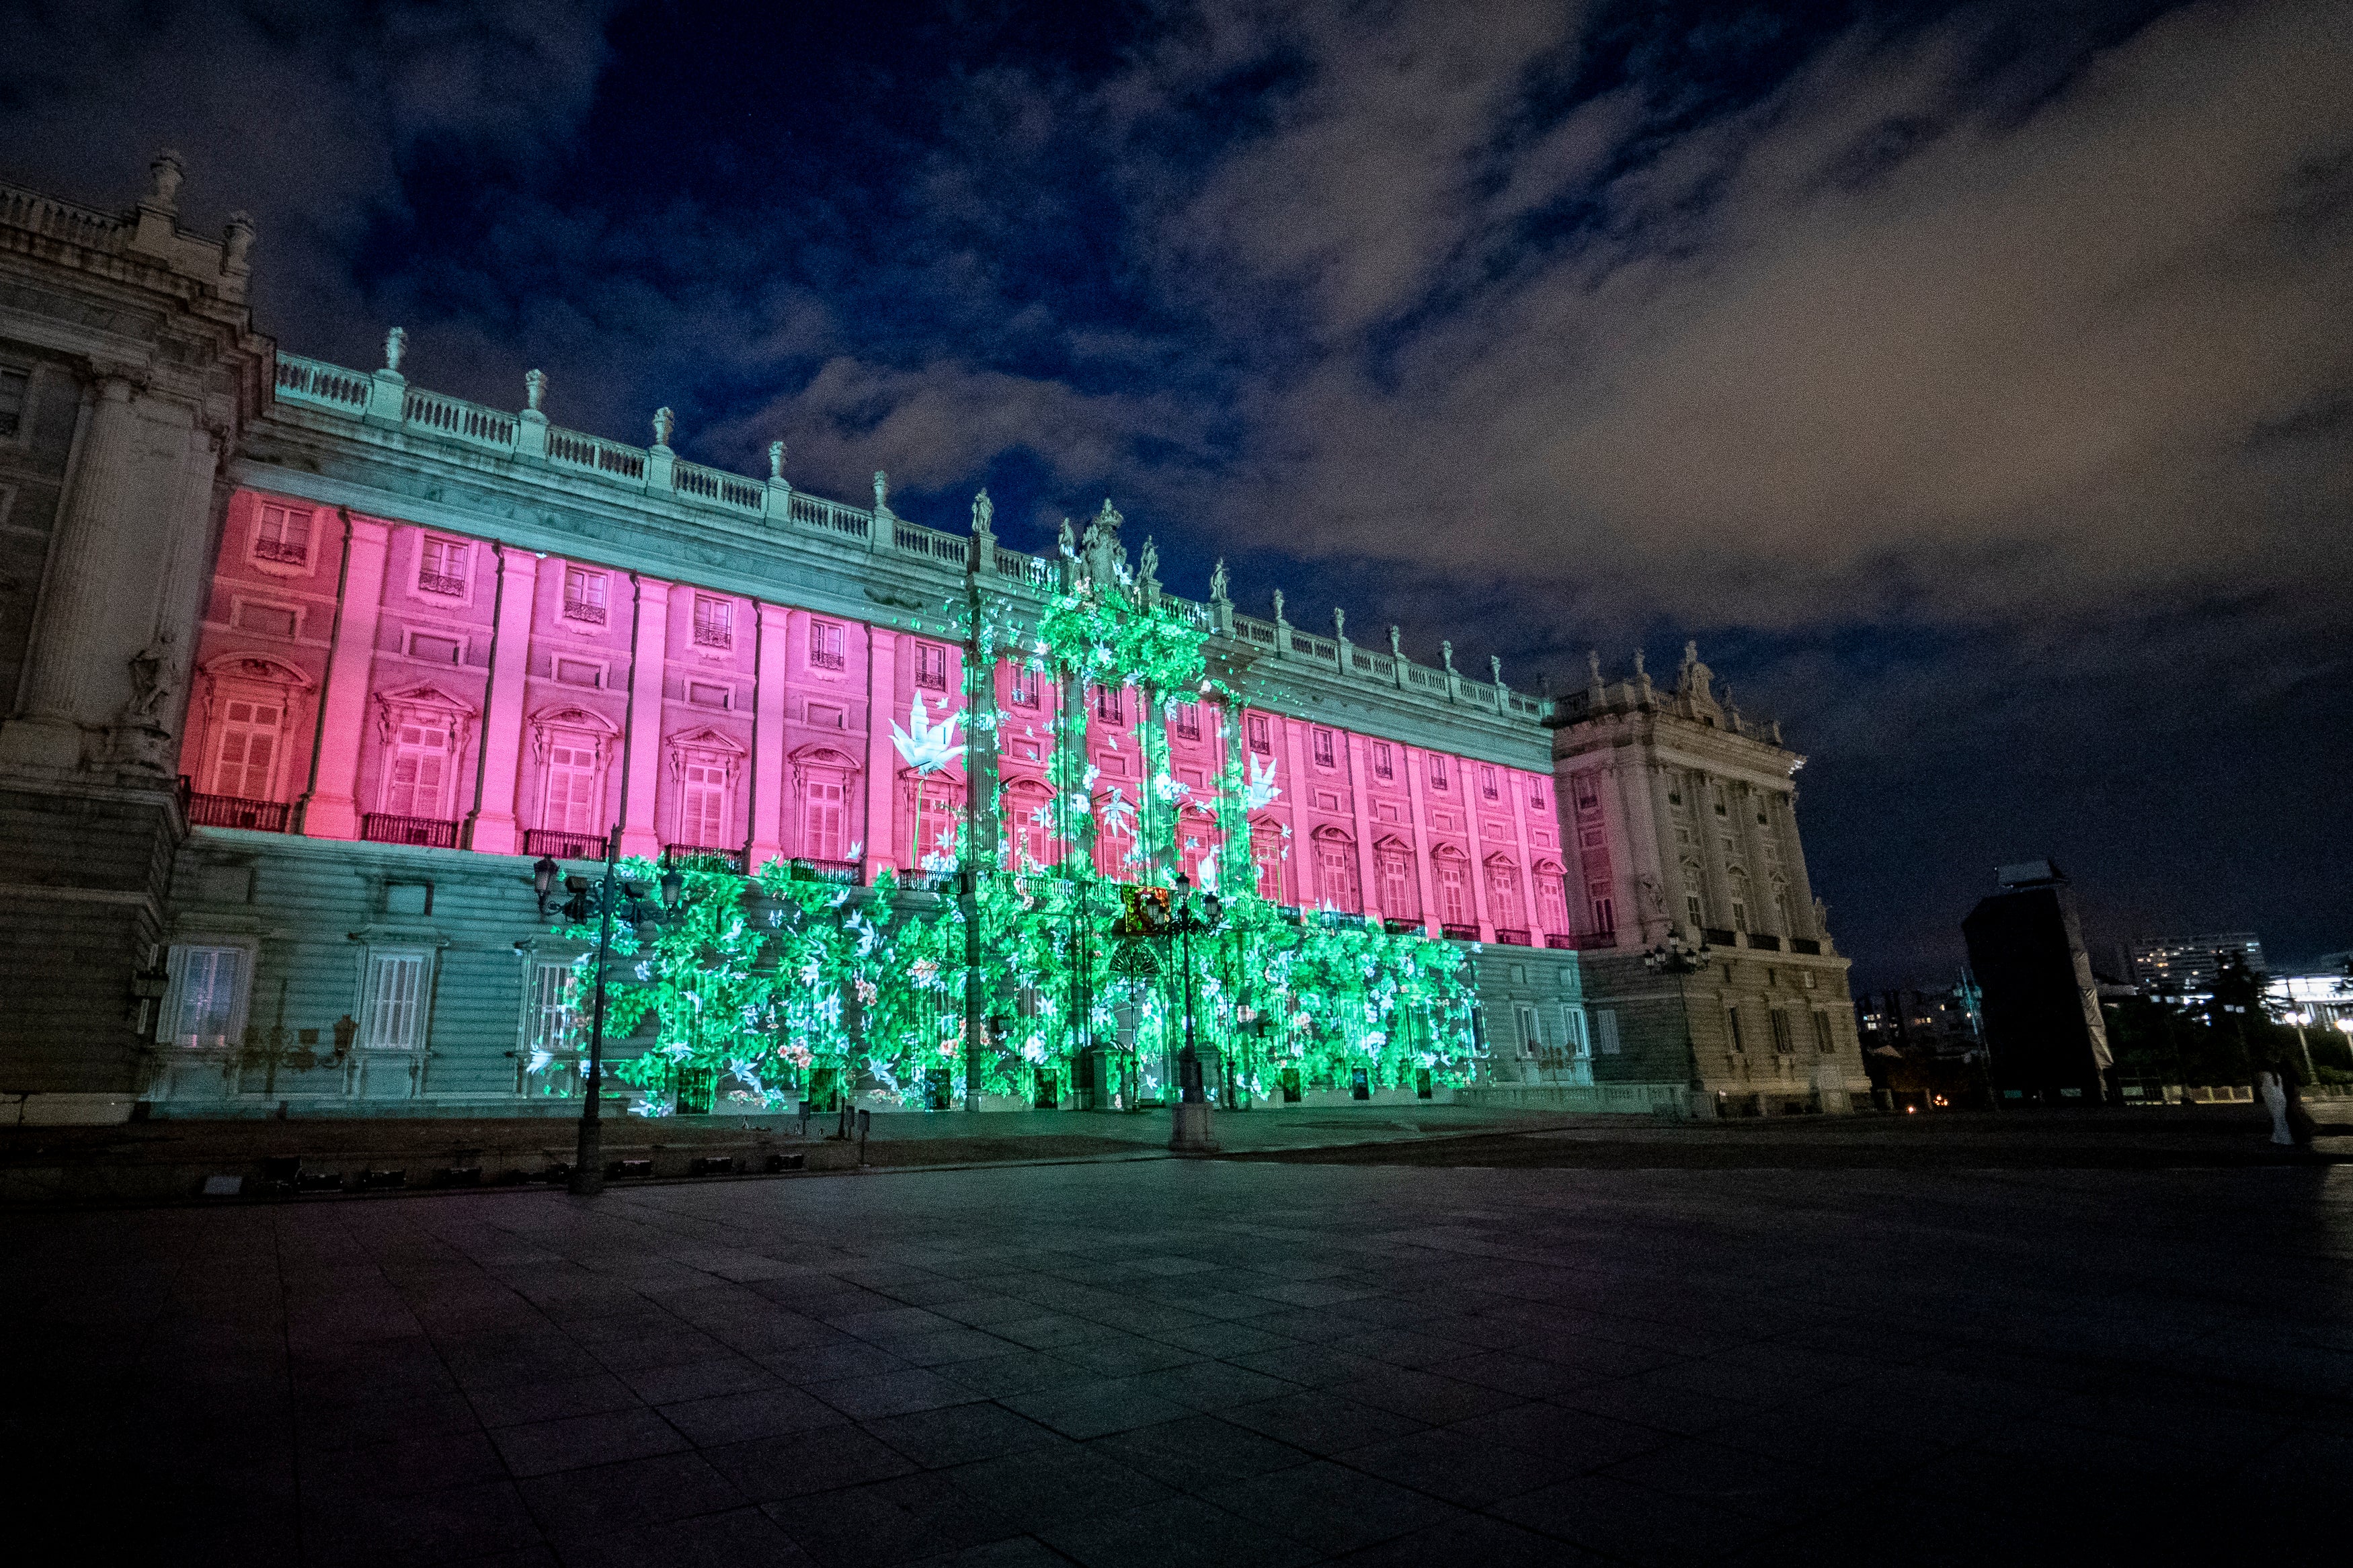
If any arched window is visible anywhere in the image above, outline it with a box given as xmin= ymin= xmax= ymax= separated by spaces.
xmin=668 ymin=728 xmax=746 ymax=852
xmin=791 ymin=747 xmax=860 ymax=864
xmin=1485 ymin=855 xmax=1524 ymax=934
xmin=1314 ymin=827 xmax=1361 ymax=913
xmin=1533 ymin=861 xmax=1569 ymax=936
xmin=1003 ymin=780 xmax=1056 ymax=870
xmin=1251 ymin=825 xmax=1287 ymax=903
xmin=1375 ymin=837 xmax=1419 ymax=923
xmin=373 ymin=686 xmax=474 ymax=823
xmin=1433 ymin=845 xmax=1471 ymax=927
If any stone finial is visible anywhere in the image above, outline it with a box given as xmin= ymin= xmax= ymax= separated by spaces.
xmin=768 ymin=440 xmax=786 ymax=481
xmin=1333 ymin=608 xmax=1347 ymax=641
xmin=147 ymin=149 xmax=185 ymax=212
xmin=652 ymin=407 xmax=676 ymax=448
xmin=383 ymin=327 xmax=407 ymax=374
xmin=221 ymin=212 xmax=255 ymax=272
xmin=971 ymin=487 xmax=994 ymax=535
xmin=524 ymin=369 xmax=547 ymax=412
xmin=1388 ymin=625 xmax=1402 ymax=657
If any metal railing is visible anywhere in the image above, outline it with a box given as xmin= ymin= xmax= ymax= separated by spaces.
xmin=664 ymin=844 xmax=747 ymax=874
xmin=789 ymin=857 xmax=861 ymax=884
xmin=416 ymin=571 xmax=465 ymax=597
xmin=187 ymin=792 xmax=292 ymax=833
xmin=523 ymin=828 xmax=608 ymax=860
xmin=1440 ymin=922 xmax=1479 ymax=941
xmin=690 ymin=622 xmax=733 ymax=649
xmin=1546 ymin=934 xmax=1582 ymax=950
xmin=561 ymin=598 xmax=607 ymax=625
xmin=362 ymin=813 xmax=459 ymax=848
xmin=1493 ymin=928 xmax=1531 ymax=947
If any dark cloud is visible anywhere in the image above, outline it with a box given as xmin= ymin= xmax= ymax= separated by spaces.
xmin=5 ymin=0 xmax=2346 ymax=976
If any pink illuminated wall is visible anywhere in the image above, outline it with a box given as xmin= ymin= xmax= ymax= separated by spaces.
xmin=180 ymin=490 xmax=1572 ymax=942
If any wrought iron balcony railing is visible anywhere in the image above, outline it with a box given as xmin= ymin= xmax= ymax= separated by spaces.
xmin=361 ymin=813 xmax=460 ymax=848
xmin=187 ymin=792 xmax=292 ymax=832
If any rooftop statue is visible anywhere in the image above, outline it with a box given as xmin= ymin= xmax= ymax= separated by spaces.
xmin=971 ymin=487 xmax=993 ymax=534
xmin=1209 ymin=558 xmax=1230 ymax=605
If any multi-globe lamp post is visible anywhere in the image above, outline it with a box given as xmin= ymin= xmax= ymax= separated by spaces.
xmin=1643 ymin=931 xmax=1714 ymax=1109
xmin=534 ymin=833 xmax=678 ymax=1196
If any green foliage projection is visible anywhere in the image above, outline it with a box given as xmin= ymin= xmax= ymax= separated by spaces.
xmin=531 ymin=551 xmax=1483 ymax=1114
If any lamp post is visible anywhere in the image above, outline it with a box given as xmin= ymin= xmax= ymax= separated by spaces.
xmin=1162 ymin=874 xmax=1224 ymax=1152
xmin=563 ymin=829 xmax=654 ymax=1196
xmin=1642 ymin=932 xmax=1714 ymax=1115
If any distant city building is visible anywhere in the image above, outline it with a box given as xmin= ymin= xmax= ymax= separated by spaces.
xmin=1961 ymin=861 xmax=2112 ymax=1102
xmin=2127 ymin=932 xmax=2264 ymax=996
xmin=1856 ymin=984 xmax=1981 ymax=1055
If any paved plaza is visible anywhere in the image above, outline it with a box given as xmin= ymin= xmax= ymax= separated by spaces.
xmin=5 ymin=1140 xmax=2348 ymax=1565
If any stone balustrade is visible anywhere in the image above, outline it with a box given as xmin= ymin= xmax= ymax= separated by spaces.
xmin=267 ymin=345 xmax=1570 ymax=728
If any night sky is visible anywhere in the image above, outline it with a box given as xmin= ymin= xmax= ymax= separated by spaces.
xmin=5 ymin=0 xmax=2348 ymax=986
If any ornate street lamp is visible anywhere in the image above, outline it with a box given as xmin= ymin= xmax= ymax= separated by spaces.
xmin=561 ymin=828 xmax=655 ymax=1196
xmin=1109 ymin=876 xmax=1224 ymax=1153
xmin=1643 ymin=930 xmax=1714 ymax=1105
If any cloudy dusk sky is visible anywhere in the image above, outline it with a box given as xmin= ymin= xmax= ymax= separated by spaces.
xmin=5 ymin=0 xmax=2347 ymax=983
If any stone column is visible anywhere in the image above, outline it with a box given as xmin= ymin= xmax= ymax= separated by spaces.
xmin=298 ymin=515 xmax=390 ymax=839
xmin=110 ymin=419 xmax=223 ymax=776
xmin=1692 ymin=770 xmax=1734 ymax=931
xmin=748 ymin=602 xmax=791 ymax=870
xmin=1462 ymin=760 xmax=1495 ymax=943
xmin=863 ymin=628 xmax=898 ymax=879
xmin=1774 ymin=792 xmax=1822 ymax=942
xmin=463 ymin=546 xmax=539 ymax=854
xmin=1640 ymin=763 xmax=1687 ymax=944
xmin=1345 ymin=733 xmax=1378 ymax=921
xmin=1279 ymin=716 xmax=1312 ymax=907
xmin=1402 ymin=745 xmax=1437 ymax=935
xmin=616 ymin=577 xmax=672 ymax=859
xmin=1732 ymin=782 xmax=1780 ymax=938
xmin=1 ymin=374 xmax=141 ymax=770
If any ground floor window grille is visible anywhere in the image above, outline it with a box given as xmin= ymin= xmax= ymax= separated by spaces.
xmin=165 ymin=944 xmax=245 ymax=1049
xmin=366 ymin=950 xmax=430 ymax=1049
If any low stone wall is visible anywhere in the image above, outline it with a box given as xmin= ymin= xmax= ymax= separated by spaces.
xmin=1455 ymin=1081 xmax=1687 ymax=1114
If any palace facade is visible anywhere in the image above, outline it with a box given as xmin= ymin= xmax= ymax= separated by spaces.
xmin=0 ymin=154 xmax=1866 ymax=1122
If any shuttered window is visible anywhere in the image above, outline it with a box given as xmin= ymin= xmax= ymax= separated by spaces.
xmin=680 ymin=757 xmax=729 ymax=847
xmin=211 ymin=698 xmax=282 ymax=798
xmin=383 ymin=716 xmax=452 ymax=817
xmin=168 ymin=945 xmax=243 ymax=1048
xmin=365 ymin=951 xmax=429 ymax=1049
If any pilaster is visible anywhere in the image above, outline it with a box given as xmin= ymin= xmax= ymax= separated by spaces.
xmin=749 ymin=602 xmax=791 ymax=870
xmin=863 ymin=628 xmax=898 ymax=880
xmin=298 ymin=513 xmax=389 ymax=839
xmin=617 ymin=576 xmax=671 ymax=859
xmin=464 ymin=545 xmax=539 ymax=854
xmin=1402 ymin=745 xmax=1438 ymax=935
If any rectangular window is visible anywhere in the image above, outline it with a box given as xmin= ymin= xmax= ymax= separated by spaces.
xmin=1516 ymin=1004 xmax=1542 ymax=1057
xmin=253 ymin=503 xmax=311 ymax=565
xmin=1562 ymin=1009 xmax=1591 ymax=1059
xmin=680 ymin=757 xmax=729 ymax=847
xmin=1812 ymin=1010 xmax=1835 ymax=1054
xmin=1093 ymin=685 xmax=1124 ymax=723
xmin=1593 ymin=1009 xmax=1621 ymax=1056
xmin=1480 ymin=766 xmax=1499 ymax=800
xmin=562 ymin=567 xmax=608 ymax=624
xmin=1687 ymin=890 xmax=1706 ymax=928
xmin=1173 ymin=703 xmax=1201 ymax=739
xmin=543 ymin=737 xmax=600 ymax=833
xmin=526 ymin=960 xmax=577 ymax=1053
xmin=1579 ymin=827 xmax=1605 ymax=850
xmin=210 ymin=698 xmax=281 ymax=798
xmin=1587 ymin=882 xmax=1615 ymax=935
xmin=417 ymin=536 xmax=467 ymax=595
xmin=809 ymin=619 xmax=846 ymax=671
xmin=1312 ymin=729 xmax=1336 ymax=768
xmin=1429 ymin=755 xmax=1449 ymax=790
xmin=691 ymin=595 xmax=733 ymax=648
xmin=1371 ymin=743 xmax=1393 ymax=780
xmin=1771 ymin=1010 xmax=1796 ymax=1055
xmin=166 ymin=944 xmax=243 ymax=1048
xmin=0 ymin=366 xmax=26 ymax=438
xmin=914 ymin=641 xmax=949 ymax=690
xmin=1529 ymin=785 xmax=1548 ymax=811
xmin=383 ymin=716 xmax=452 ymax=817
xmin=1247 ymin=714 xmax=1271 ymax=753
xmin=364 ymin=950 xmax=429 ymax=1049
xmin=1008 ymin=669 xmax=1039 ymax=707
xmin=802 ymin=775 xmax=847 ymax=861
xmin=1726 ymin=1007 xmax=1746 ymax=1055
